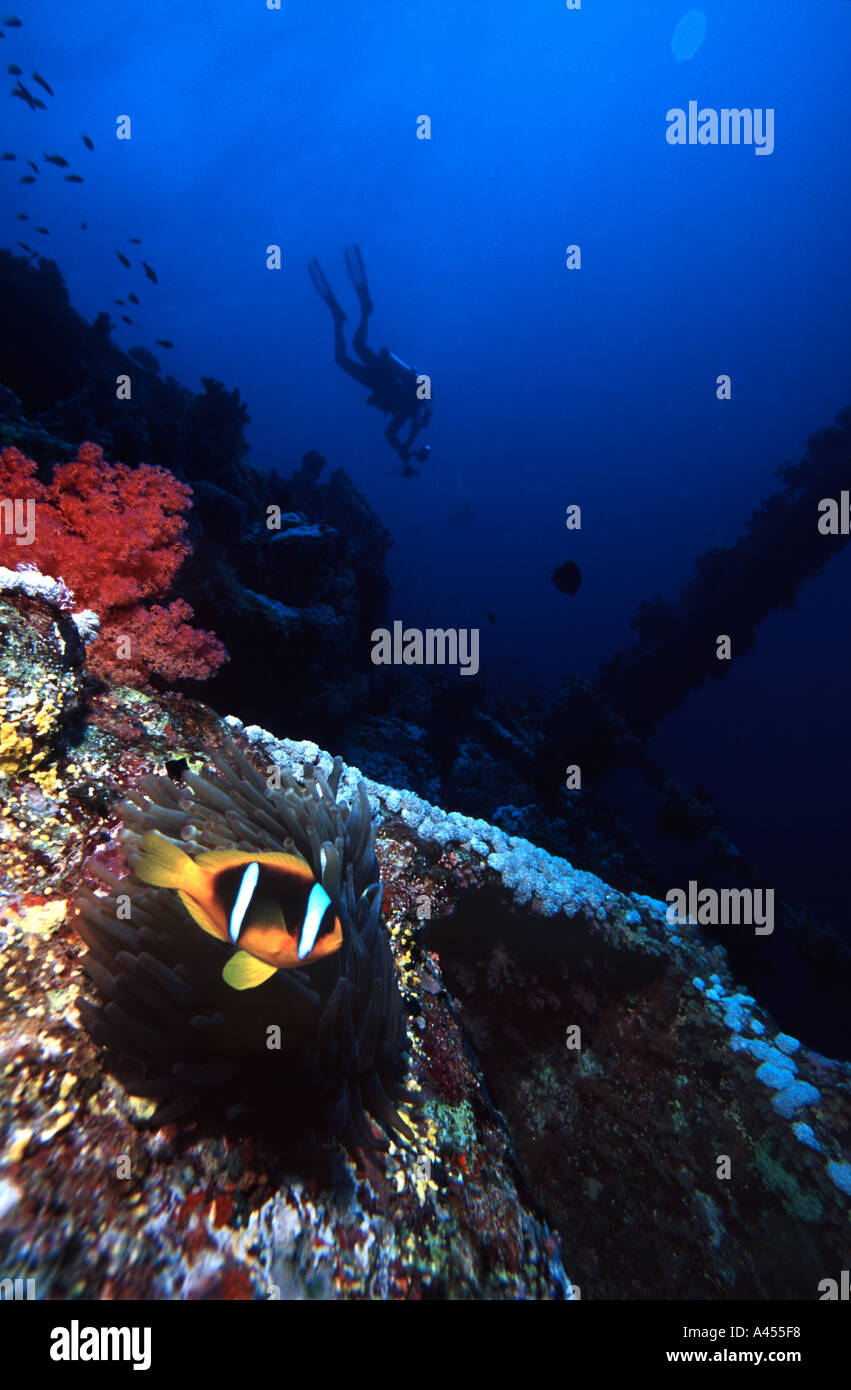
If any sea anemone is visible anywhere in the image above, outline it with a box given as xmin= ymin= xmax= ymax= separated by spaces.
xmin=74 ymin=737 xmax=412 ymax=1148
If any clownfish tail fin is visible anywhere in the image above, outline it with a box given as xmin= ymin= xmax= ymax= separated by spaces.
xmin=135 ymin=831 xmax=198 ymax=891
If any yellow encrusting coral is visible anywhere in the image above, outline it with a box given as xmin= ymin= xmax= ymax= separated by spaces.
xmin=0 ymin=596 xmax=81 ymax=780
xmin=0 ymin=716 xmax=35 ymax=777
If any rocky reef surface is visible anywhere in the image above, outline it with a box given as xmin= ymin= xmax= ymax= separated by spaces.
xmin=0 ymin=582 xmax=849 ymax=1300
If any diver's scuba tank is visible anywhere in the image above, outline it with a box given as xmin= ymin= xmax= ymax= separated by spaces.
xmin=386 ymin=352 xmax=417 ymax=386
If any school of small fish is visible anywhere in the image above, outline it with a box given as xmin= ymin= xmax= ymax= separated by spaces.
xmin=2 ymin=14 xmax=175 ymax=351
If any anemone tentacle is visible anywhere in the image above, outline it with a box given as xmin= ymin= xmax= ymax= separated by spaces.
xmin=74 ymin=735 xmax=411 ymax=1148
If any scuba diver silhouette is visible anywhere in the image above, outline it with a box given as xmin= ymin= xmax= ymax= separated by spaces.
xmin=308 ymin=245 xmax=432 ymax=475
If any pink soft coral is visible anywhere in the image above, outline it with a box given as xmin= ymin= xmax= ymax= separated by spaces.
xmin=0 ymin=442 xmax=228 ymax=688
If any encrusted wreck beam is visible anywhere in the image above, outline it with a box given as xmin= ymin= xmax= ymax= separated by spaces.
xmin=594 ymin=407 xmax=851 ymax=737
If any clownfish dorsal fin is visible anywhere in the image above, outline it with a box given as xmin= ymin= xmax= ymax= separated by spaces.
xmin=196 ymin=849 xmax=310 ymax=875
xmin=222 ymin=950 xmax=277 ymax=991
xmin=196 ymin=849 xmax=258 ymax=870
xmin=229 ymin=861 xmax=259 ymax=943
xmin=299 ymin=882 xmax=332 ymax=959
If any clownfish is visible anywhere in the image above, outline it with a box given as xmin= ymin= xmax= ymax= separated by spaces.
xmin=135 ymin=831 xmax=343 ymax=990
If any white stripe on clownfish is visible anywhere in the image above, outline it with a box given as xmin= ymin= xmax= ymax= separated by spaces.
xmin=229 ymin=861 xmax=260 ymax=943
xmin=299 ymin=881 xmax=332 ymax=959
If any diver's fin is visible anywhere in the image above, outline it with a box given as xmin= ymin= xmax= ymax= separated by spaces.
xmin=307 ymin=258 xmax=346 ymax=320
xmin=344 ymin=243 xmax=367 ymax=289
xmin=307 ymin=257 xmax=332 ymax=300
xmin=345 ymin=243 xmax=373 ymax=314
xmin=223 ymin=950 xmax=278 ymax=991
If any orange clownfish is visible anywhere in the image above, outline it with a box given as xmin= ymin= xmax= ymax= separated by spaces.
xmin=135 ymin=831 xmax=343 ymax=990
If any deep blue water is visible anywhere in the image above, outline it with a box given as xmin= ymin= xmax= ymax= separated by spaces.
xmin=2 ymin=2 xmax=850 ymax=980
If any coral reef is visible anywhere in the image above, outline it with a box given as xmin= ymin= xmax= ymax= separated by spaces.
xmin=175 ymin=453 xmax=393 ymax=741
xmin=0 ymin=591 xmax=848 ymax=1299
xmin=0 ymin=252 xmax=394 ymax=739
xmin=0 ymin=251 xmax=390 ymax=739
xmin=0 ymin=442 xmax=227 ymax=688
xmin=0 ymin=583 xmax=85 ymax=780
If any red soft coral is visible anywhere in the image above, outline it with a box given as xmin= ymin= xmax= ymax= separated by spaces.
xmin=94 ymin=600 xmax=228 ymax=687
xmin=0 ymin=442 xmax=228 ymax=689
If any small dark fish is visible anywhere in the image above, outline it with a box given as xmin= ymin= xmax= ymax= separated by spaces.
xmin=128 ymin=237 xmax=142 ymax=244
xmin=64 ymin=173 xmax=83 ymax=182
xmin=31 ymin=71 xmax=54 ymax=97
xmin=31 ymin=96 xmax=45 ymax=109
xmin=156 ymin=339 xmax=174 ymax=349
xmin=0 ymin=151 xmax=15 ymax=159
xmin=82 ymin=133 xmax=94 ymax=150
xmin=2 ymin=16 xmax=22 ymax=27
xmin=43 ymin=152 xmax=68 ymax=167
xmin=6 ymin=62 xmax=20 ymax=74
xmin=142 ymin=261 xmax=157 ymax=283
xmin=552 ymin=560 xmax=582 ymax=597
xmin=26 ymin=159 xmax=37 ymax=172
xmin=115 ymin=250 xmax=131 ymax=268
xmin=13 ymin=81 xmax=39 ymax=109
xmin=18 ymin=174 xmax=34 ymax=183
xmin=17 ymin=241 xmax=32 ymax=252
xmin=80 ymin=221 xmax=87 ymax=230
xmin=488 ymin=611 xmax=496 ymax=625
xmin=34 ymin=225 xmax=48 ymax=234
xmin=11 ymin=83 xmax=36 ymax=109
xmin=113 ymin=299 xmax=125 ymax=306
xmin=16 ymin=211 xmax=27 ymax=219
xmin=128 ymin=292 xmax=139 ymax=305
xmin=121 ymin=315 xmax=133 ymax=325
